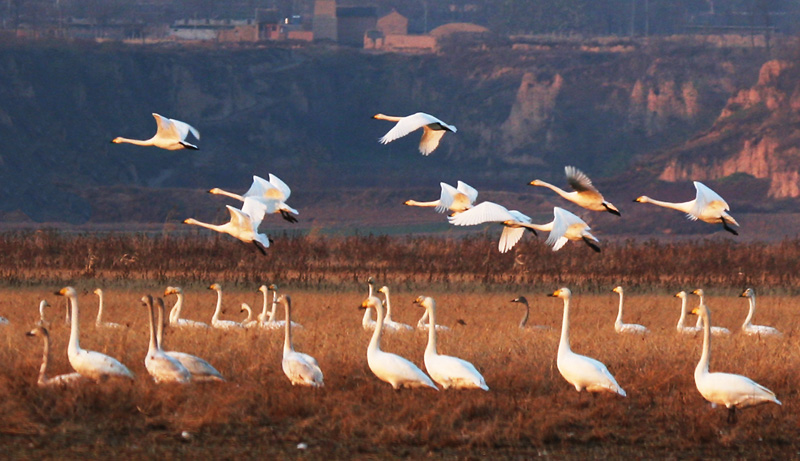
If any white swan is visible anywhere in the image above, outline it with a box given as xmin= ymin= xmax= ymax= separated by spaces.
xmin=164 ymin=286 xmax=209 ymax=328
xmin=240 ymin=303 xmax=260 ymax=328
xmin=405 ymin=181 xmax=477 ymax=215
xmin=373 ymin=112 xmax=456 ymax=155
xmin=634 ymin=181 xmax=739 ymax=235
xmin=112 ymin=113 xmax=200 ymax=150
xmin=279 ymin=294 xmax=324 ymax=387
xmin=184 ymin=199 xmax=271 ymax=255
xmin=611 ymin=286 xmax=649 ymax=334
xmin=362 ymin=277 xmax=378 ymax=331
xmin=541 ymin=207 xmax=600 ymax=252
xmin=447 ymin=201 xmax=541 ymax=253
xmin=739 ymin=288 xmax=781 ymax=337
xmin=674 ymin=291 xmax=701 ymax=335
xmin=207 ymin=283 xmax=244 ymax=330
xmin=530 ymin=166 xmax=620 ymax=216
xmin=26 ymin=326 xmax=84 ymax=387
xmin=93 ymin=288 xmax=125 ymax=329
xmin=141 ymin=295 xmax=191 ymax=384
xmin=548 ymin=288 xmax=626 ymax=396
xmin=37 ymin=300 xmax=50 ymax=327
xmin=257 ymin=284 xmax=282 ymax=330
xmin=55 ymin=287 xmax=134 ymax=381
xmin=509 ymin=296 xmax=549 ymax=330
xmin=691 ymin=289 xmax=731 ymax=336
xmin=209 ymin=174 xmax=299 ymax=223
xmin=414 ymin=296 xmax=488 ymax=390
xmin=379 ymin=286 xmax=413 ymax=332
xmin=360 ymin=296 xmax=438 ymax=390
xmin=691 ymin=300 xmax=781 ymax=423
xmin=155 ymin=298 xmax=224 ymax=382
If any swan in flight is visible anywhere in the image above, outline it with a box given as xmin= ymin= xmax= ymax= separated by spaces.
xmin=634 ymin=181 xmax=739 ymax=235
xmin=739 ymin=288 xmax=781 ymax=337
xmin=373 ymin=112 xmax=456 ymax=155
xmin=112 ymin=113 xmax=200 ymax=150
xmin=360 ymin=296 xmax=438 ymax=390
xmin=209 ymin=174 xmax=299 ymax=223
xmin=611 ymin=286 xmax=649 ymax=334
xmin=509 ymin=296 xmax=549 ymax=330
xmin=184 ymin=198 xmax=271 ymax=255
xmin=240 ymin=303 xmax=260 ymax=328
xmin=379 ymin=286 xmax=413 ymax=332
xmin=691 ymin=289 xmax=731 ymax=336
xmin=141 ymin=295 xmax=191 ymax=384
xmin=37 ymin=300 xmax=50 ymax=327
xmin=529 ymin=166 xmax=620 ymax=216
xmin=279 ymin=295 xmax=324 ymax=387
xmin=207 ymin=284 xmax=244 ymax=330
xmin=55 ymin=287 xmax=134 ymax=381
xmin=26 ymin=326 xmax=84 ymax=387
xmin=414 ymin=296 xmax=488 ymax=390
xmin=405 ymin=181 xmax=477 ymax=215
xmin=674 ymin=291 xmax=701 ymax=335
xmin=548 ymin=288 xmax=626 ymax=396
xmin=93 ymin=289 xmax=125 ymax=329
xmin=155 ymin=298 xmax=224 ymax=382
xmin=691 ymin=300 xmax=781 ymax=423
xmin=164 ymin=286 xmax=209 ymax=328
xmin=447 ymin=201 xmax=540 ymax=253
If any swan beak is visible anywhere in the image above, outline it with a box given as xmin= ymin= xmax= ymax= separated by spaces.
xmin=690 ymin=307 xmax=700 ymax=315
xmin=547 ymin=290 xmax=559 ymax=297
xmin=633 ymin=197 xmax=644 ymax=203
xmin=55 ymin=288 xmax=66 ymax=296
xmin=691 ymin=289 xmax=701 ymax=295
xmin=412 ymin=296 xmax=423 ymax=304
xmin=673 ymin=293 xmax=680 ymax=298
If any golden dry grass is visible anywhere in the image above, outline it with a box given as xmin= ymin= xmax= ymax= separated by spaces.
xmin=1 ymin=285 xmax=797 ymax=458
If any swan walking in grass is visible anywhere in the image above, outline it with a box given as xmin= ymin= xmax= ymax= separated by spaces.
xmin=548 ymin=288 xmax=626 ymax=397
xmin=634 ymin=181 xmax=739 ymax=235
xmin=373 ymin=112 xmax=456 ymax=155
xmin=155 ymin=298 xmax=224 ymax=382
xmin=691 ymin=289 xmax=731 ymax=336
xmin=112 ymin=113 xmax=200 ymax=150
xmin=207 ymin=284 xmax=244 ymax=330
xmin=529 ymin=166 xmax=620 ymax=216
xmin=379 ymin=286 xmax=413 ymax=332
xmin=209 ymin=174 xmax=299 ymax=223
xmin=184 ymin=197 xmax=271 ymax=254
xmin=739 ymin=288 xmax=781 ymax=337
xmin=55 ymin=287 xmax=134 ymax=381
xmin=279 ymin=295 xmax=323 ymax=387
xmin=26 ymin=326 xmax=84 ymax=387
xmin=414 ymin=296 xmax=488 ymax=390
xmin=93 ymin=288 xmax=125 ymax=329
xmin=142 ymin=295 xmax=191 ymax=384
xmin=611 ymin=286 xmax=649 ymax=334
xmin=405 ymin=181 xmax=478 ymax=215
xmin=360 ymin=296 xmax=438 ymax=390
xmin=690 ymin=299 xmax=781 ymax=423
xmin=510 ymin=296 xmax=549 ymax=330
xmin=164 ymin=286 xmax=209 ymax=328
xmin=240 ymin=303 xmax=260 ymax=328
xmin=674 ymin=291 xmax=701 ymax=335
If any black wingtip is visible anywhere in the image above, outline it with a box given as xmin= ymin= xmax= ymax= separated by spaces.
xmin=253 ymin=241 xmax=268 ymax=255
xmin=722 ymin=220 xmax=739 ymax=236
xmin=583 ymin=237 xmax=601 ymax=253
xmin=280 ymin=210 xmax=299 ymax=223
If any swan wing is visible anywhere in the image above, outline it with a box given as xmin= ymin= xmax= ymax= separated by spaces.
xmin=152 ymin=113 xmax=178 ymax=140
xmin=146 ymin=352 xmax=191 ymax=383
xmin=283 ymin=351 xmax=324 ymax=387
xmin=436 ymin=182 xmax=458 ymax=213
xmin=166 ymin=351 xmax=224 ymax=381
xmin=448 ymin=201 xmax=514 ymax=226
xmin=456 ymin=181 xmax=479 ymax=204
xmin=426 ymin=354 xmax=488 ymax=390
xmin=268 ymin=174 xmax=292 ymax=201
xmin=690 ymin=181 xmax=730 ymax=219
xmin=617 ymin=323 xmax=649 ymax=334
xmin=545 ymin=207 xmax=576 ymax=248
xmin=71 ymin=349 xmax=134 ymax=380
xmin=565 ymin=166 xmax=599 ymax=194
xmin=378 ymin=112 xmax=443 ymax=144
xmin=169 ymin=117 xmax=200 ymax=141
xmin=698 ymin=372 xmax=780 ymax=408
xmin=241 ymin=197 xmax=268 ymax=229
xmin=743 ymin=325 xmax=781 ymax=336
xmin=47 ymin=372 xmax=84 ymax=387
xmin=369 ymin=349 xmax=437 ymax=389
xmin=559 ymin=351 xmax=625 ymax=396
xmin=419 ymin=126 xmax=447 ymax=155
xmin=499 ymin=226 xmax=525 ymax=253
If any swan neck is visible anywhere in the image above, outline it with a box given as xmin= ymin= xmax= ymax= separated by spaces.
xmin=676 ymin=296 xmax=687 ymax=329
xmin=187 ymin=219 xmax=223 ymax=233
xmin=156 ymin=301 xmax=165 ymax=350
xmin=147 ymin=300 xmax=158 ymax=354
xmin=520 ymin=303 xmax=530 ymax=328
xmin=536 ymin=180 xmax=571 ymax=200
xmin=406 ymin=200 xmax=439 ymax=208
xmin=212 ymin=189 xmax=244 ymax=201
xmin=375 ymin=114 xmax=402 ymax=122
xmin=383 ymin=291 xmax=393 ymax=321
xmin=368 ymin=302 xmax=385 ymax=351
xmin=643 ymin=197 xmax=693 ymax=213
xmin=283 ymin=299 xmax=293 ymax=355
xmin=212 ymin=289 xmax=222 ymax=322
xmin=95 ymin=291 xmax=104 ymax=325
xmin=615 ymin=291 xmax=624 ymax=325
xmin=114 ymin=137 xmax=154 ymax=146
xmin=68 ymin=295 xmax=80 ymax=355
xmin=743 ymin=295 xmax=755 ymax=327
xmin=696 ymin=308 xmax=711 ymax=378
xmin=558 ymin=297 xmax=571 ymax=355
xmin=170 ymin=293 xmax=184 ymax=323
xmin=39 ymin=333 xmax=50 ymax=384
xmin=425 ymin=304 xmax=438 ymax=356
xmin=269 ymin=291 xmax=278 ymax=322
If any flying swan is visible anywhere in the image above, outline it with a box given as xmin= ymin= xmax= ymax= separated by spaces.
xmin=93 ymin=288 xmax=126 ymax=329
xmin=141 ymin=295 xmax=191 ymax=384
xmin=611 ymin=286 xmax=649 ymax=334
xmin=738 ymin=288 xmax=781 ymax=337
xmin=155 ymin=298 xmax=224 ymax=382
xmin=184 ymin=197 xmax=271 ymax=254
xmin=634 ymin=181 xmax=739 ymax=235
xmin=447 ymin=201 xmax=540 ymax=253
xmin=164 ymin=286 xmax=209 ymax=328
xmin=209 ymin=174 xmax=299 ymax=223
xmin=373 ymin=112 xmax=456 ymax=155
xmin=26 ymin=326 xmax=84 ymax=387
xmin=529 ymin=166 xmax=620 ymax=216
xmin=405 ymin=181 xmax=478 ymax=215
xmin=279 ymin=294 xmax=324 ymax=387
xmin=112 ymin=113 xmax=200 ymax=150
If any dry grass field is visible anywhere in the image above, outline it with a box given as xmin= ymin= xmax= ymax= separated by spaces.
xmin=0 ymin=233 xmax=799 ymax=458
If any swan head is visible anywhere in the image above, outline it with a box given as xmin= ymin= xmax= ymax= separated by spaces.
xmin=39 ymin=299 xmax=50 ymax=310
xmin=634 ymin=196 xmax=649 ymax=203
xmin=510 ymin=296 xmax=528 ymax=305
xmin=267 ymin=284 xmax=278 ymax=291
xmin=412 ymin=295 xmax=435 ymax=310
xmin=360 ymin=296 xmax=382 ymax=311
xmin=55 ymin=286 xmax=77 ymax=298
xmin=366 ymin=276 xmax=376 ymax=285
xmin=528 ymin=179 xmax=544 ymax=187
xmin=548 ymin=287 xmax=572 ymax=299
xmin=208 ymin=188 xmax=223 ymax=195
xmin=378 ymin=286 xmax=389 ymax=295
xmin=141 ymin=294 xmax=153 ymax=307
xmin=111 ymin=137 xmax=124 ymax=144
xmin=240 ymin=303 xmax=251 ymax=314
xmin=740 ymin=288 xmax=754 ymax=298
xmin=691 ymin=288 xmax=704 ymax=297
xmin=164 ymin=286 xmax=182 ymax=296
xmin=691 ymin=303 xmax=709 ymax=317
xmin=258 ymin=285 xmax=268 ymax=293
xmin=612 ymin=286 xmax=623 ymax=295
xmin=372 ymin=113 xmax=386 ymax=120
xmin=277 ymin=294 xmax=290 ymax=305
xmin=93 ymin=288 xmax=102 ymax=296
xmin=26 ymin=325 xmax=48 ymax=338
xmin=208 ymin=283 xmax=221 ymax=291
xmin=674 ymin=291 xmax=686 ymax=299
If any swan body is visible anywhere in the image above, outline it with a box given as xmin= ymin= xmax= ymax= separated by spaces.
xmin=112 ymin=113 xmax=200 ymax=150
xmin=691 ymin=289 xmax=731 ymax=336
xmin=690 ymin=296 xmax=781 ymax=423
xmin=739 ymin=288 xmax=781 ymax=337
xmin=209 ymin=174 xmax=299 ymax=223
xmin=379 ymin=286 xmax=413 ymax=332
xmin=448 ymin=201 xmax=542 ymax=253
xmin=414 ymin=296 xmax=488 ymax=390
xmin=548 ymin=288 xmax=626 ymax=396
xmin=155 ymin=298 xmax=224 ymax=382
xmin=184 ymin=198 xmax=271 ymax=254
xmin=611 ymin=286 xmax=649 ymax=334
xmin=373 ymin=112 xmax=456 ymax=155
xmin=142 ymin=295 xmax=191 ymax=384
xmin=279 ymin=295 xmax=323 ymax=387
xmin=55 ymin=287 xmax=134 ymax=381
xmin=360 ymin=296 xmax=438 ymax=390
xmin=530 ymin=166 xmax=620 ymax=216
xmin=416 ymin=310 xmax=451 ymax=332
xmin=510 ymin=296 xmax=549 ymax=330
xmin=634 ymin=181 xmax=739 ymax=235
xmin=93 ymin=288 xmax=125 ymax=329
xmin=164 ymin=286 xmax=209 ymax=328
xmin=674 ymin=291 xmax=701 ymax=335
xmin=207 ymin=284 xmax=244 ymax=330
xmin=405 ymin=181 xmax=478 ymax=215
xmin=26 ymin=326 xmax=84 ymax=387
xmin=240 ymin=303 xmax=260 ymax=328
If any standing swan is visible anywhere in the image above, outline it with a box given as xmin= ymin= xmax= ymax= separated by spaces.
xmin=209 ymin=174 xmax=299 ymax=223
xmin=691 ymin=289 xmax=731 ymax=336
xmin=529 ymin=166 xmax=620 ymax=216
xmin=405 ymin=181 xmax=477 ymax=215
xmin=413 ymin=296 xmax=488 ymax=390
xmin=279 ymin=294 xmax=323 ymax=387
xmin=207 ymin=284 xmax=244 ymax=330
xmin=164 ymin=286 xmax=209 ymax=328
xmin=674 ymin=291 xmax=701 ymax=335
xmin=112 ymin=113 xmax=200 ymax=150
xmin=634 ymin=181 xmax=739 ymax=235
xmin=359 ymin=296 xmax=438 ymax=390
xmin=26 ymin=326 xmax=84 ymax=387
xmin=141 ymin=295 xmax=191 ymax=384
xmin=93 ymin=288 xmax=125 ymax=329
xmin=55 ymin=287 xmax=134 ymax=381
xmin=738 ymin=288 xmax=781 ymax=337
xmin=155 ymin=298 xmax=224 ymax=382
xmin=548 ymin=288 xmax=626 ymax=396
xmin=373 ymin=112 xmax=456 ymax=155
xmin=690 ymin=299 xmax=781 ymax=423
xmin=379 ymin=286 xmax=413 ymax=332
xmin=184 ymin=199 xmax=271 ymax=255
xmin=611 ymin=286 xmax=649 ymax=334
